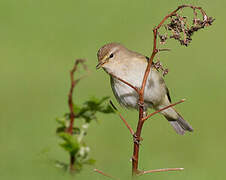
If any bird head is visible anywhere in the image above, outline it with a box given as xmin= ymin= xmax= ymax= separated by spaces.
xmin=96 ymin=43 xmax=125 ymax=71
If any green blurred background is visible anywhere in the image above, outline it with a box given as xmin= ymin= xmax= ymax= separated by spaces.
xmin=0 ymin=0 xmax=225 ymax=179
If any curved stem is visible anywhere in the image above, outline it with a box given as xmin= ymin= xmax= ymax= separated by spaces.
xmin=132 ymin=5 xmax=207 ymax=176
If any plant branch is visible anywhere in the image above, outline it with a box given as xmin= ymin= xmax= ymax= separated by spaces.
xmin=109 ymin=73 xmax=139 ymax=93
xmin=67 ymin=59 xmax=87 ymax=134
xmin=66 ymin=59 xmax=87 ymax=171
xmin=101 ymin=4 xmax=213 ymax=177
xmin=158 ymin=48 xmax=171 ymax=52
xmin=94 ymin=169 xmax=119 ymax=180
xmin=140 ymin=168 xmax=184 ymax=175
xmin=140 ymin=5 xmax=209 ymax=96
xmin=109 ymin=100 xmax=135 ymax=135
xmin=118 ymin=113 xmax=135 ymax=136
xmin=142 ymin=99 xmax=185 ymax=122
xmin=131 ymin=4 xmax=213 ymax=176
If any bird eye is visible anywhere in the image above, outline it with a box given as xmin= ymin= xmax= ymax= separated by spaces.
xmin=109 ymin=53 xmax=114 ymax=58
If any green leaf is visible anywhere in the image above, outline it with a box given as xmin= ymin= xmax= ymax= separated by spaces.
xmin=84 ymin=96 xmax=109 ymax=111
xmin=58 ymin=132 xmax=80 ymax=155
xmin=56 ymin=117 xmax=66 ymax=126
xmin=84 ymin=158 xmax=96 ymax=165
xmin=100 ymin=104 xmax=115 ymax=114
xmin=56 ymin=126 xmax=66 ymax=134
xmin=73 ymin=161 xmax=83 ymax=171
xmin=99 ymin=96 xmax=110 ymax=104
xmin=73 ymin=104 xmax=82 ymax=115
xmin=55 ymin=160 xmax=68 ymax=171
xmin=72 ymin=127 xmax=81 ymax=134
xmin=64 ymin=113 xmax=71 ymax=120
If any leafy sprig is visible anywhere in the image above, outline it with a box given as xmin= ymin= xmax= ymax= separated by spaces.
xmin=56 ymin=96 xmax=115 ymax=171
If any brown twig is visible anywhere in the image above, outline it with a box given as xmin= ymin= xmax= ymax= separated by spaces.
xmin=131 ymin=5 xmax=210 ymax=176
xmin=110 ymin=100 xmax=135 ymax=135
xmin=158 ymin=48 xmax=171 ymax=52
xmin=142 ymin=99 xmax=185 ymax=122
xmin=67 ymin=59 xmax=87 ymax=134
xmin=94 ymin=169 xmax=119 ymax=180
xmin=140 ymin=168 xmax=184 ymax=175
xmin=109 ymin=73 xmax=139 ymax=93
xmin=118 ymin=113 xmax=135 ymax=136
xmin=66 ymin=59 xmax=87 ymax=171
xmin=103 ymin=4 xmax=213 ymax=177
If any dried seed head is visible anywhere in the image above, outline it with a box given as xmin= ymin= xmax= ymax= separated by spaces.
xmin=163 ymin=69 xmax=169 ymax=76
xmin=159 ymin=34 xmax=168 ymax=44
xmin=153 ymin=61 xmax=169 ymax=77
xmin=205 ymin=16 xmax=215 ymax=26
xmin=157 ymin=7 xmax=214 ymax=48
xmin=153 ymin=61 xmax=162 ymax=70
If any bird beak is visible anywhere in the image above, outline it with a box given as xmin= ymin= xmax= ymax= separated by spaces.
xmin=96 ymin=60 xmax=105 ymax=69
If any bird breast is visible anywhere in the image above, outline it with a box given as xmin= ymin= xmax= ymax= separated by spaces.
xmin=110 ymin=61 xmax=166 ymax=110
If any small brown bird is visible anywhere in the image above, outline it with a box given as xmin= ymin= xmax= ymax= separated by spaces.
xmin=96 ymin=43 xmax=193 ymax=135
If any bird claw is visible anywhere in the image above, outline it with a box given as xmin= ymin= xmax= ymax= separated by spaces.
xmin=133 ymin=134 xmax=143 ymax=145
xmin=138 ymin=102 xmax=145 ymax=107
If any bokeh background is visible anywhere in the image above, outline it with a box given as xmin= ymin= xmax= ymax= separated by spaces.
xmin=0 ymin=0 xmax=225 ymax=179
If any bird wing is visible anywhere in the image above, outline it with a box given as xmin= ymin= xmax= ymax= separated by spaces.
xmin=166 ymin=87 xmax=172 ymax=103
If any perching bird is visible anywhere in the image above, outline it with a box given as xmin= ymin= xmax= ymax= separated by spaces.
xmin=96 ymin=42 xmax=193 ymax=135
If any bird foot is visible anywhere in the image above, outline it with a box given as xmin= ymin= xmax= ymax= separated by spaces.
xmin=138 ymin=102 xmax=145 ymax=107
xmin=133 ymin=134 xmax=143 ymax=145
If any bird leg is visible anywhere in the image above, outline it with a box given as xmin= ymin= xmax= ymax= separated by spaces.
xmin=133 ymin=104 xmax=146 ymax=144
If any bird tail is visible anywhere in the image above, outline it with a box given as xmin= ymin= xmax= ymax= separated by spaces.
xmin=165 ymin=111 xmax=193 ymax=135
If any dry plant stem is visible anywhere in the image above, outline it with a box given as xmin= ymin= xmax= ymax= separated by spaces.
xmin=109 ymin=73 xmax=139 ymax=93
xmin=132 ymin=5 xmax=207 ymax=176
xmin=142 ymin=99 xmax=185 ymax=122
xmin=67 ymin=66 xmax=77 ymax=134
xmin=70 ymin=155 xmax=75 ymax=171
xmin=140 ymin=168 xmax=184 ymax=175
xmin=109 ymin=100 xmax=135 ymax=135
xmin=94 ymin=169 xmax=119 ymax=180
xmin=110 ymin=70 xmax=186 ymax=176
xmin=119 ymin=113 xmax=135 ymax=135
xmin=66 ymin=59 xmax=87 ymax=171
xmin=107 ymin=4 xmax=209 ymax=176
xmin=67 ymin=59 xmax=87 ymax=134
xmin=158 ymin=48 xmax=171 ymax=52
